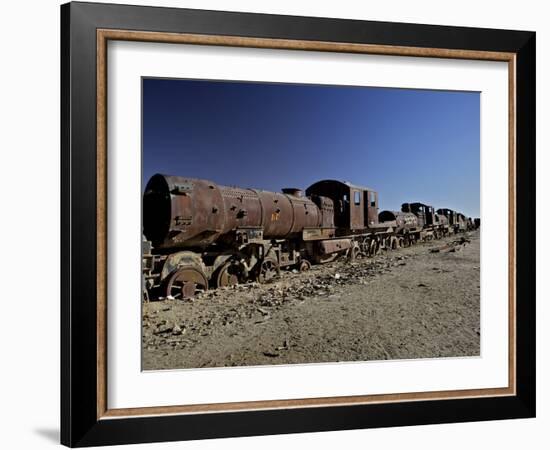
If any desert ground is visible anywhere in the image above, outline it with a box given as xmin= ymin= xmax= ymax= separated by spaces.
xmin=142 ymin=230 xmax=480 ymax=370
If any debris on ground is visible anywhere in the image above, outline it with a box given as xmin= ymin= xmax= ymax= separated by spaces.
xmin=142 ymin=231 xmax=480 ymax=369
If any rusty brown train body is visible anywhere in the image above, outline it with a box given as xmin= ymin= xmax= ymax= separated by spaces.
xmin=143 ymin=175 xmax=469 ymax=300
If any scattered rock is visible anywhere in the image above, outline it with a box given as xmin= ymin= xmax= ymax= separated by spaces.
xmin=143 ymin=231 xmax=480 ymax=369
xmin=154 ymin=323 xmax=173 ymax=335
xmin=172 ymin=324 xmax=184 ymax=335
xmin=276 ymin=340 xmax=290 ymax=351
xmin=254 ymin=319 xmax=270 ymax=325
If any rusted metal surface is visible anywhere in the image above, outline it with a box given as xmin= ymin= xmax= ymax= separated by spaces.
xmin=456 ymin=213 xmax=468 ymax=232
xmin=144 ymin=174 xmax=323 ymax=250
xmin=142 ymin=235 xmax=155 ymax=301
xmin=378 ymin=210 xmax=418 ymax=232
xmin=302 ymin=227 xmax=336 ymax=241
xmin=282 ymin=192 xmax=321 ymax=236
xmin=143 ymin=174 xmax=475 ymax=300
xmin=309 ymin=195 xmax=335 ymax=228
xmin=436 ymin=208 xmax=458 ymax=226
xmin=160 ymin=250 xmax=207 ymax=281
xmin=165 ymin=266 xmax=208 ymax=300
xmin=435 ymin=208 xmax=471 ymax=233
xmin=435 ymin=213 xmax=449 ymax=227
xmin=305 ymin=179 xmax=379 ymax=231
xmin=144 ymin=175 xmax=225 ymax=249
xmin=215 ymin=262 xmax=240 ymax=288
xmin=142 ymin=236 xmax=154 ymax=274
xmin=316 ymin=238 xmax=352 ymax=255
xmin=401 ymin=202 xmax=436 ymax=228
xmin=219 ymin=185 xmax=264 ymax=237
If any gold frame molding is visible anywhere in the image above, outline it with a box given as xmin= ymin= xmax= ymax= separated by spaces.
xmin=96 ymin=29 xmax=516 ymax=420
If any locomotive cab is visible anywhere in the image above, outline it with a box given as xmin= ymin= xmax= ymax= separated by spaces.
xmin=437 ymin=208 xmax=457 ymax=226
xmin=402 ymin=202 xmax=436 ymax=228
xmin=305 ymin=179 xmax=378 ymax=232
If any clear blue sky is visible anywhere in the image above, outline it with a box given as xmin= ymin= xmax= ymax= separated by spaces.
xmin=143 ymin=78 xmax=480 ymax=217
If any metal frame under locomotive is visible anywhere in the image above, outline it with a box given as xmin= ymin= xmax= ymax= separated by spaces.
xmin=142 ymin=176 xmax=476 ymax=300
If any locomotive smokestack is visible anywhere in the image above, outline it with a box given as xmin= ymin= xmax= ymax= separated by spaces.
xmin=282 ymin=188 xmax=303 ymax=197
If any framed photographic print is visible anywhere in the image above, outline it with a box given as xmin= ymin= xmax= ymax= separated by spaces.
xmin=60 ymin=1 xmax=536 ymax=447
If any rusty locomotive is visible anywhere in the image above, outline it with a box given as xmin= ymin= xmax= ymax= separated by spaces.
xmin=142 ymin=174 xmax=474 ymax=300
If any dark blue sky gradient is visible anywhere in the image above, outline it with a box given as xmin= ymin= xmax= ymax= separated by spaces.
xmin=143 ymin=78 xmax=480 ymax=217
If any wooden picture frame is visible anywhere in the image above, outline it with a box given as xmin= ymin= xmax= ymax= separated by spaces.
xmin=61 ymin=1 xmax=535 ymax=446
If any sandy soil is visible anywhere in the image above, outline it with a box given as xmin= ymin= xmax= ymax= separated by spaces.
xmin=142 ymin=231 xmax=480 ymax=370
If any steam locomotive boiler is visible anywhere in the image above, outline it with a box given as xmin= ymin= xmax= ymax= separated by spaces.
xmin=142 ymin=174 xmax=472 ymax=300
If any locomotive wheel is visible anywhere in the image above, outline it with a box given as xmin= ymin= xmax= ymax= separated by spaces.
xmin=369 ymin=240 xmax=380 ymax=256
xmin=165 ymin=266 xmax=208 ymax=300
xmin=349 ymin=244 xmax=362 ymax=260
xmin=257 ymin=257 xmax=279 ymax=283
xmin=360 ymin=240 xmax=370 ymax=256
xmin=298 ymin=259 xmax=311 ymax=272
xmin=215 ymin=262 xmax=240 ymax=288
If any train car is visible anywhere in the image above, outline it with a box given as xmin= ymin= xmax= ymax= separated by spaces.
xmin=142 ymin=174 xmax=464 ymax=300
xmin=378 ymin=210 xmax=418 ymax=234
xmin=435 ymin=212 xmax=450 ymax=233
xmin=304 ymin=179 xmax=398 ymax=257
xmin=304 ymin=179 xmax=380 ymax=232
xmin=401 ymin=202 xmax=451 ymax=239
xmin=455 ymin=213 xmax=468 ymax=233
xmin=436 ymin=208 xmax=458 ymax=233
xmin=143 ymin=174 xmax=318 ymax=298
xmin=143 ymin=176 xmax=395 ymax=299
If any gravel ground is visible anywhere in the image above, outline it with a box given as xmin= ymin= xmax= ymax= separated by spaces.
xmin=142 ymin=231 xmax=480 ymax=370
